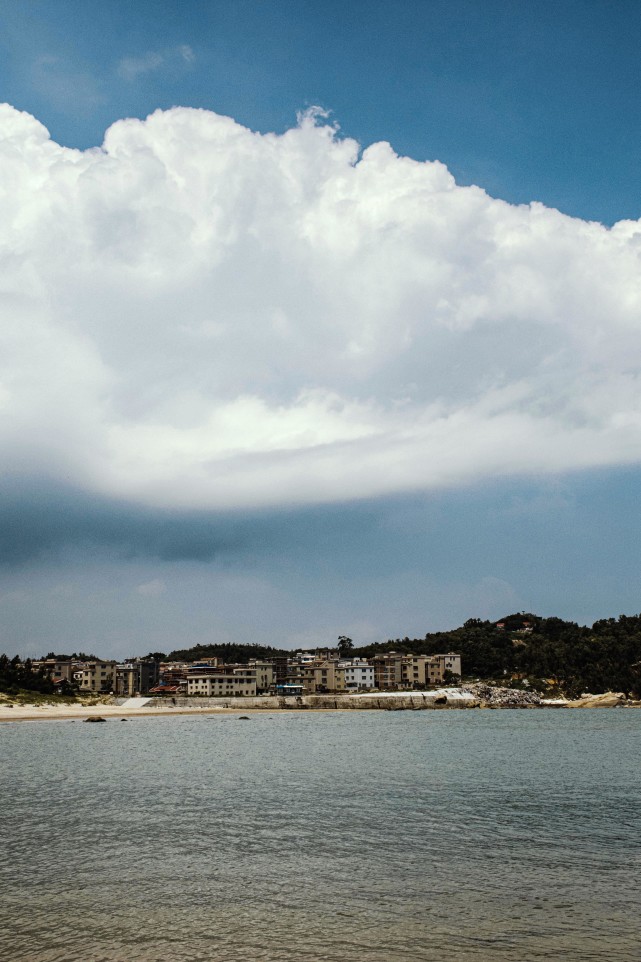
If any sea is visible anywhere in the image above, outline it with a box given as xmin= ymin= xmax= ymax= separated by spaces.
xmin=1 ymin=708 xmax=639 ymax=962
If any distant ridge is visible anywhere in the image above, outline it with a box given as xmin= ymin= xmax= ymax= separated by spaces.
xmin=3 ymin=612 xmax=641 ymax=698
xmin=160 ymin=611 xmax=641 ymax=698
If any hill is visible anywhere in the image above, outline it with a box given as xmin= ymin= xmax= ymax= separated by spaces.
xmin=353 ymin=612 xmax=641 ymax=697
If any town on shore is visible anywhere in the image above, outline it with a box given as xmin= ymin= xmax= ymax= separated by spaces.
xmin=3 ymin=610 xmax=641 ymax=704
xmin=15 ymin=647 xmax=463 ymax=699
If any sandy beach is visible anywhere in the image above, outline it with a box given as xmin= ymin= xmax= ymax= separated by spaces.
xmin=0 ymin=700 xmax=361 ymax=722
xmin=0 ymin=701 xmax=261 ymax=722
xmin=1 ymin=688 xmax=638 ymax=722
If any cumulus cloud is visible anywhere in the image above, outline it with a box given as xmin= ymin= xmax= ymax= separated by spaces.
xmin=1 ymin=102 xmax=641 ymax=511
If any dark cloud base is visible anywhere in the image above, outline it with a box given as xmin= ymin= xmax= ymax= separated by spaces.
xmin=2 ymin=469 xmax=641 ymax=656
xmin=2 ymin=466 xmax=640 ymax=584
xmin=0 ymin=477 xmax=394 ymax=567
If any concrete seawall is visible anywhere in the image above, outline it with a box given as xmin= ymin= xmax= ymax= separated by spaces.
xmin=144 ymin=690 xmax=479 ymax=711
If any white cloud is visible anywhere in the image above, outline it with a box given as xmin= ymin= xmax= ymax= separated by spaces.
xmin=1 ymin=102 xmax=641 ymax=510
xmin=136 ymin=579 xmax=166 ymax=597
xmin=178 ymin=44 xmax=195 ymax=63
xmin=117 ymin=45 xmax=195 ymax=81
xmin=117 ymin=51 xmax=165 ymax=81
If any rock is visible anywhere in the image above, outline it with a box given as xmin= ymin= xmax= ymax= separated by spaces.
xmin=462 ymin=684 xmax=542 ymax=708
xmin=567 ymin=691 xmax=627 ymax=708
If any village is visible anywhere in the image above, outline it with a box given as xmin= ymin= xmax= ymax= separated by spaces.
xmin=30 ymin=649 xmax=463 ymax=699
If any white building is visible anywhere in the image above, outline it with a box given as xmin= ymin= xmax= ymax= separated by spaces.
xmin=290 ymin=651 xmax=315 ymax=665
xmin=338 ymin=658 xmax=375 ymax=690
xmin=187 ymin=673 xmax=257 ymax=697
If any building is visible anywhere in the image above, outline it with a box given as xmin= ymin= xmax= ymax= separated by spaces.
xmin=427 ymin=653 xmax=462 ymax=685
xmin=311 ymin=661 xmax=345 ymax=692
xmin=372 ymin=652 xmax=404 ymax=689
xmin=371 ymin=651 xmax=462 ymax=689
xmin=187 ymin=673 xmax=257 ymax=697
xmin=339 ymin=658 xmax=375 ymax=689
xmin=290 ymin=651 xmax=316 ymax=666
xmin=275 ymin=683 xmax=304 ymax=696
xmin=247 ymin=661 xmax=275 ymax=693
xmin=158 ymin=663 xmax=190 ymax=687
xmin=74 ymin=661 xmax=118 ymax=693
xmin=314 ymin=648 xmax=339 ymax=661
xmin=31 ymin=659 xmax=75 ymax=684
xmin=400 ymin=655 xmax=430 ymax=689
xmin=114 ymin=659 xmax=160 ymax=696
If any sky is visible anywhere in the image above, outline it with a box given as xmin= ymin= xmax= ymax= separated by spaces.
xmin=2 ymin=0 xmax=641 ymax=658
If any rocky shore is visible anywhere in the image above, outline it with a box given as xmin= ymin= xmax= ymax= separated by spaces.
xmin=461 ymin=684 xmax=543 ymax=708
xmin=1 ymin=687 xmax=640 ymax=721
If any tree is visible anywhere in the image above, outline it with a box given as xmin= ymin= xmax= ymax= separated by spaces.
xmin=442 ymin=669 xmax=461 ymax=687
xmin=338 ymin=636 xmax=354 ymax=657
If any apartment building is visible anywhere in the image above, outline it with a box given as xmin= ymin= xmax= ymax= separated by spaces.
xmin=187 ymin=672 xmax=257 ymax=697
xmin=371 ymin=651 xmax=462 ymax=688
xmin=339 ymin=658 xmax=375 ymax=689
xmin=427 ymin=653 xmax=462 ymax=685
xmin=314 ymin=648 xmax=339 ymax=661
xmin=31 ymin=659 xmax=75 ymax=684
xmin=74 ymin=661 xmax=118 ymax=692
xmin=114 ymin=660 xmax=160 ymax=696
xmin=247 ymin=661 xmax=275 ymax=693
xmin=372 ymin=652 xmax=404 ymax=689
xmin=312 ymin=661 xmax=345 ymax=692
xmin=400 ymin=655 xmax=430 ymax=689
xmin=291 ymin=651 xmax=316 ymax=666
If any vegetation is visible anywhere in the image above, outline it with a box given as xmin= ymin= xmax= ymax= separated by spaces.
xmin=163 ymin=613 xmax=641 ymax=696
xmin=3 ymin=610 xmax=641 ymax=699
xmin=165 ymin=642 xmax=290 ymax=664
xmin=0 ymin=654 xmax=57 ymax=696
xmin=338 ymin=636 xmax=354 ymax=657
xmin=353 ymin=612 xmax=641 ymax=698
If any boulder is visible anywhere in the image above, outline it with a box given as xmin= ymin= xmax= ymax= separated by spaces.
xmin=567 ymin=691 xmax=627 ymax=708
xmin=463 ymin=684 xmax=542 ymax=708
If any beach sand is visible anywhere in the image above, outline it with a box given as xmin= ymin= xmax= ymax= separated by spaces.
xmin=0 ymin=702 xmax=262 ymax=722
xmin=0 ymin=700 xmax=358 ymax=722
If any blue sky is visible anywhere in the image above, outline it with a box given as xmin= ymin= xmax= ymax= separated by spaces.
xmin=3 ymin=0 xmax=641 ymax=223
xmin=1 ymin=0 xmax=641 ymax=656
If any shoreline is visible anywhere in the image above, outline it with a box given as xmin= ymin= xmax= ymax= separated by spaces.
xmin=1 ymin=690 xmax=640 ymax=722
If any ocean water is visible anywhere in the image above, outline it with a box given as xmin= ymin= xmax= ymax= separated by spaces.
xmin=1 ymin=709 xmax=639 ymax=962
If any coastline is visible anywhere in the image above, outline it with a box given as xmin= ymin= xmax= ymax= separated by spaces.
xmin=1 ymin=688 xmax=639 ymax=722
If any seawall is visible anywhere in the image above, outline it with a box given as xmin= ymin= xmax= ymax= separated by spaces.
xmin=143 ymin=690 xmax=479 ymax=711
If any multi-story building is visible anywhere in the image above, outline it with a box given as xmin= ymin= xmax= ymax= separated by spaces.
xmin=114 ymin=659 xmax=160 ymax=696
xmin=187 ymin=673 xmax=257 ymax=697
xmin=270 ymin=655 xmax=288 ymax=686
xmin=372 ymin=651 xmax=462 ymax=689
xmin=247 ymin=661 xmax=275 ymax=693
xmin=314 ymin=648 xmax=339 ymax=662
xmin=290 ymin=651 xmax=316 ymax=666
xmin=31 ymin=659 xmax=75 ymax=684
xmin=400 ymin=655 xmax=430 ymax=689
xmin=427 ymin=653 xmax=462 ymax=685
xmin=74 ymin=660 xmax=118 ymax=693
xmin=372 ymin=652 xmax=404 ymax=689
xmin=312 ymin=661 xmax=345 ymax=692
xmin=158 ymin=663 xmax=191 ymax=687
xmin=339 ymin=658 xmax=375 ymax=689
xmin=184 ymin=662 xmax=222 ymax=678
